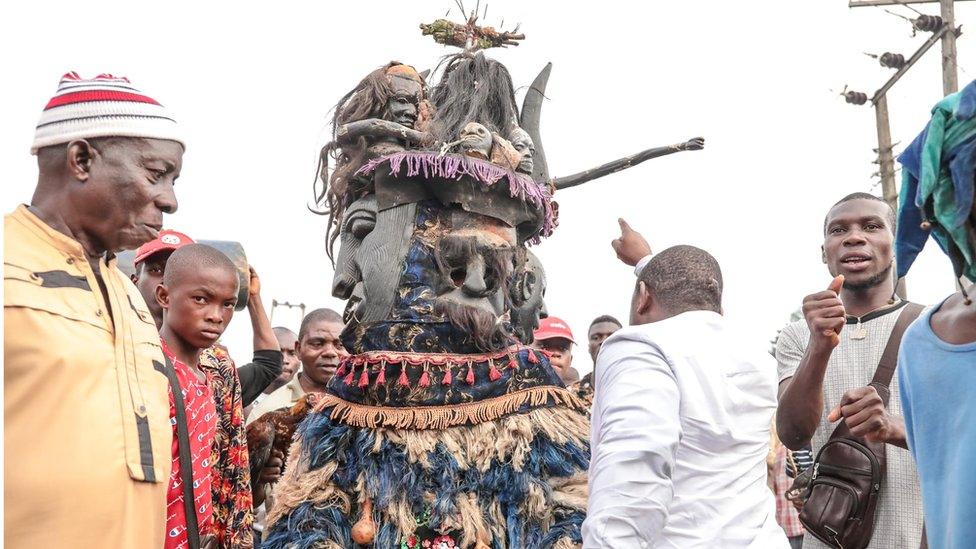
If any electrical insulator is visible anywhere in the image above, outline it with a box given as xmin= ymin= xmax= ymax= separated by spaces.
xmin=845 ymin=91 xmax=868 ymax=105
xmin=914 ymin=14 xmax=944 ymax=32
xmin=879 ymin=52 xmax=906 ymax=69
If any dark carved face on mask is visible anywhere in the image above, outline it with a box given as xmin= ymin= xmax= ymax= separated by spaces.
xmin=332 ymin=195 xmax=417 ymax=328
xmin=332 ymin=143 xmax=554 ymax=355
xmin=509 ymin=250 xmax=547 ymax=344
xmin=509 ymin=127 xmax=535 ymax=175
xmin=383 ymin=75 xmax=424 ymax=129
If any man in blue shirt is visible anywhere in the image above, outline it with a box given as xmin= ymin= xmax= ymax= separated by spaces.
xmin=896 ymin=80 xmax=976 ymax=548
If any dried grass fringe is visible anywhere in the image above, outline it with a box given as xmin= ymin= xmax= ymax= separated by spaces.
xmin=549 ymin=473 xmax=589 ymax=511
xmin=267 ymin=405 xmax=590 ymax=535
xmin=321 ymin=386 xmax=587 ymax=431
xmin=267 ymin=440 xmax=351 ymax=528
xmin=553 ymin=537 xmax=581 ymax=549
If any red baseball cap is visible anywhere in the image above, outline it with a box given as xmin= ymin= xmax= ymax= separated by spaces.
xmin=134 ymin=229 xmax=195 ymax=264
xmin=533 ymin=316 xmax=576 ymax=344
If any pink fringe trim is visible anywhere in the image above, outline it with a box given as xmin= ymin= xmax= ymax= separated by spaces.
xmin=356 ymin=152 xmax=556 ymax=242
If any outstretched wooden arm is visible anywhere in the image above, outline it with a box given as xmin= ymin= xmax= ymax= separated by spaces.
xmin=336 ymin=118 xmax=431 ymax=146
xmin=552 ymin=137 xmax=705 ymax=191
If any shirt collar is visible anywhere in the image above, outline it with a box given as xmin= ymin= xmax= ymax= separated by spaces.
xmin=12 ymin=204 xmax=87 ymax=260
xmin=288 ymin=372 xmax=307 ymax=399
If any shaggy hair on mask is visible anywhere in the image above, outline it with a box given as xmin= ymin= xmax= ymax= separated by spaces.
xmin=638 ymin=245 xmax=723 ymax=315
xmin=429 ymin=52 xmax=519 ymax=144
xmin=433 ymin=299 xmax=514 ymax=352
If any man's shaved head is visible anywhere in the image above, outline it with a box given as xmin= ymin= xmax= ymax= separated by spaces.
xmin=163 ymin=243 xmax=238 ymax=290
xmin=638 ymin=245 xmax=723 ymax=315
xmin=824 ymin=192 xmax=895 ymax=235
xmin=273 ymin=326 xmax=297 ymax=339
xmin=299 ymin=308 xmax=344 ymax=340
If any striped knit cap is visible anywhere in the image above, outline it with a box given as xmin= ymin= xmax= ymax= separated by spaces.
xmin=31 ymin=72 xmax=184 ymax=154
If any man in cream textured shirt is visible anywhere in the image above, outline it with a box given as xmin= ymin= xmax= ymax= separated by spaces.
xmin=584 ymin=222 xmax=787 ymax=548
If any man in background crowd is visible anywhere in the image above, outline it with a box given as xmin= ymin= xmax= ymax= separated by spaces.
xmin=247 ymin=327 xmax=299 ymax=414
xmin=531 ymin=316 xmax=577 ymax=384
xmin=131 ymin=228 xmax=193 ymax=327
xmin=248 ymin=308 xmax=345 ymax=420
xmin=588 ymin=315 xmax=622 ymax=364
xmin=572 ymin=315 xmax=623 ymax=404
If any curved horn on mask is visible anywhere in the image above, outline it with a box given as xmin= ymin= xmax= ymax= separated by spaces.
xmin=520 ymin=62 xmax=552 ymax=186
xmin=552 ymin=137 xmax=705 ymax=191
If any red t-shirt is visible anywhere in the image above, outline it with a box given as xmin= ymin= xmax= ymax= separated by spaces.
xmin=162 ymin=341 xmax=218 ymax=549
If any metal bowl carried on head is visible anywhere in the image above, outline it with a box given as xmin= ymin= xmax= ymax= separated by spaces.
xmin=116 ymin=240 xmax=250 ymax=311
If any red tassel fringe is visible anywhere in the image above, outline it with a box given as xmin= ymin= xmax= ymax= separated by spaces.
xmin=358 ymin=369 xmax=369 ymax=388
xmin=376 ymin=365 xmax=386 ymax=385
xmin=343 ymin=368 xmax=355 ymax=386
xmin=489 ymin=362 xmax=501 ymax=381
xmin=527 ymin=350 xmax=539 ymax=363
xmin=398 ymin=368 xmax=410 ymax=387
xmin=442 ymin=367 xmax=452 ymax=385
xmin=336 ymin=362 xmax=347 ymax=378
xmin=419 ymin=371 xmax=430 ymax=387
xmin=508 ymin=356 xmax=518 ymax=369
xmin=465 ymin=363 xmax=475 ymax=385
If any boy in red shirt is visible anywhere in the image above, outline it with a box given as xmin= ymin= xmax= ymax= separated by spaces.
xmin=156 ymin=244 xmax=245 ymax=548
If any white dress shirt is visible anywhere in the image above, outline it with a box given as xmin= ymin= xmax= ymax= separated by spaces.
xmin=583 ymin=310 xmax=789 ymax=548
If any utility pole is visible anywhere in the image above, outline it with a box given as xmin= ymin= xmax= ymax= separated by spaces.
xmin=270 ymin=299 xmax=306 ymax=325
xmin=845 ymin=0 xmax=966 ymax=295
xmin=941 ymin=0 xmax=960 ymax=93
xmin=843 ymin=22 xmax=952 ymax=210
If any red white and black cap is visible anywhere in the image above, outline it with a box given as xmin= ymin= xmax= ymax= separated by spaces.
xmin=32 ymin=72 xmax=184 ymax=154
xmin=533 ymin=316 xmax=576 ymax=344
xmin=134 ymin=229 xmax=194 ymax=264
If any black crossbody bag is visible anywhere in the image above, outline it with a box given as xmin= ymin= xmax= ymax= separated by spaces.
xmin=796 ymin=303 xmax=923 ymax=549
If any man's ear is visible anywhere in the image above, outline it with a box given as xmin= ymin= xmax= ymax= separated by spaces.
xmin=636 ymin=281 xmax=653 ymax=317
xmin=155 ymin=284 xmax=170 ymax=310
xmin=821 ymin=244 xmax=827 ymax=264
xmin=66 ymin=140 xmax=97 ymax=182
xmin=294 ymin=339 xmax=301 ymax=355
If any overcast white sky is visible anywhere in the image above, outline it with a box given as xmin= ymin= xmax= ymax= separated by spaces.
xmin=2 ymin=0 xmax=972 ymax=373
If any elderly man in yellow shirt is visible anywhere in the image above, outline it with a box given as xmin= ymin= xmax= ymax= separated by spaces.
xmin=4 ymin=72 xmax=184 ymax=548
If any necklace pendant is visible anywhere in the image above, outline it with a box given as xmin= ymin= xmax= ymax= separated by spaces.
xmin=850 ymin=326 xmax=867 ymax=340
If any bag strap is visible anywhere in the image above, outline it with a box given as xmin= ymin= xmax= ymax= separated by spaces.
xmin=869 ymin=302 xmax=924 ymax=402
xmin=163 ymin=355 xmax=202 ymax=549
xmin=826 ymin=302 xmax=923 ymax=442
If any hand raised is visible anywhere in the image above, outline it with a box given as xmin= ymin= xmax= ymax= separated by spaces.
xmin=248 ymin=265 xmax=261 ymax=299
xmin=611 ymin=218 xmax=652 ymax=267
xmin=803 ymin=275 xmax=845 ymax=351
